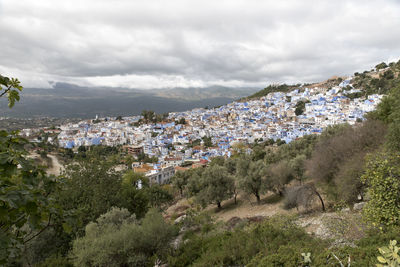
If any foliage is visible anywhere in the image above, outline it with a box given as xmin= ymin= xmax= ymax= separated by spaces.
xmin=245 ymin=83 xmax=299 ymax=100
xmin=237 ymin=158 xmax=267 ymax=203
xmin=147 ymin=184 xmax=174 ymax=209
xmin=267 ymin=159 xmax=294 ymax=196
xmin=176 ymin=117 xmax=186 ymax=125
xmin=71 ymin=207 xmax=178 ymax=267
xmin=0 ymin=75 xmax=65 ymax=265
xmin=137 ymin=152 xmax=159 ymax=163
xmin=196 ymin=165 xmax=234 ymax=208
xmin=171 ymin=170 xmax=190 ymax=196
xmin=0 ymin=75 xmax=23 ymax=108
xmin=361 ymin=152 xmax=400 ymax=228
xmin=202 ymin=136 xmax=213 ymax=147
xmin=0 ymin=130 xmax=63 ymax=264
xmin=169 ymin=217 xmax=327 ymax=267
xmin=376 ymin=240 xmax=400 ymax=267
xmin=58 ymin=158 xmax=126 ymax=232
xmin=306 ymin=120 xmax=385 ymax=203
xmin=376 ymin=62 xmax=389 ymax=70
xmin=264 ymin=134 xmax=317 ymax=165
xmin=295 ymin=100 xmax=310 ymax=116
xmin=283 ymin=184 xmax=323 ymax=211
xmin=352 ymin=60 xmax=400 ymax=95
xmin=121 ymin=171 xmax=150 ymax=218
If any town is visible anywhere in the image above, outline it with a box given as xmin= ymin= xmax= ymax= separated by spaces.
xmin=21 ymin=78 xmax=383 ymax=184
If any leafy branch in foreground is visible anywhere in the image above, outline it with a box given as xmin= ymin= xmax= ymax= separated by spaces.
xmin=0 ymin=75 xmax=23 ymax=108
xmin=376 ymin=240 xmax=400 ymax=267
xmin=0 ymin=75 xmax=64 ymax=265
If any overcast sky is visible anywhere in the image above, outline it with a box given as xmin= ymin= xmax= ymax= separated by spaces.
xmin=0 ymin=0 xmax=399 ymax=89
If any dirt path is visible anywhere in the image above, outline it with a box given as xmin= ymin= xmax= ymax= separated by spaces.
xmin=47 ymin=154 xmax=64 ymax=176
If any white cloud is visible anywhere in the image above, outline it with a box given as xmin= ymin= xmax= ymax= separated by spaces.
xmin=0 ymin=0 xmax=399 ymax=89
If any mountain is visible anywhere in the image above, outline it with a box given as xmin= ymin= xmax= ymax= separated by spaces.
xmin=0 ymin=83 xmax=259 ymax=118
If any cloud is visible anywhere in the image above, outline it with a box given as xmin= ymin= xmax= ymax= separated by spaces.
xmin=0 ymin=0 xmax=399 ymax=89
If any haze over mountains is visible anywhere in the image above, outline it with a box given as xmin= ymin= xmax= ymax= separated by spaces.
xmin=0 ymin=83 xmax=259 ymax=118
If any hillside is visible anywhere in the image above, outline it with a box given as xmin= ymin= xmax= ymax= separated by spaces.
xmin=2 ymin=60 xmax=400 ymax=266
xmin=243 ymin=60 xmax=400 ymax=101
xmin=0 ymin=83 xmax=259 ymax=118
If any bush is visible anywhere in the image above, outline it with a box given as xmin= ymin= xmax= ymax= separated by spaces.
xmin=361 ymin=152 xmax=400 ymax=228
xmin=71 ymin=207 xmax=178 ymax=266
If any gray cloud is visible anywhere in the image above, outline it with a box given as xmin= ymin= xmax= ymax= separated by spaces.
xmin=0 ymin=0 xmax=399 ymax=89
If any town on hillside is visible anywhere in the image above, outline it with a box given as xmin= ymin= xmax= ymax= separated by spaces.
xmin=20 ymin=77 xmax=382 ymax=184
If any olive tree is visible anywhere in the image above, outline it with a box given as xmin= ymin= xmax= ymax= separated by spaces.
xmin=237 ymin=157 xmax=268 ymax=203
xmin=197 ymin=165 xmax=234 ymax=208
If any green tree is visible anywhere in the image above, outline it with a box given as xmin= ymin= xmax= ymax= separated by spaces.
xmin=295 ymin=100 xmax=308 ymax=116
xmin=267 ymin=160 xmax=294 ymax=196
xmin=209 ymin=156 xmax=225 ymax=167
xmin=141 ymin=110 xmax=156 ymax=123
xmin=375 ymin=62 xmax=388 ymax=70
xmin=171 ymin=171 xmax=189 ymax=196
xmin=71 ymin=207 xmax=177 ymax=267
xmin=289 ymin=154 xmax=306 ymax=185
xmin=0 ymin=75 xmax=23 ymax=108
xmin=0 ymin=75 xmax=64 ymax=264
xmin=237 ymin=158 xmax=268 ymax=203
xmin=58 ymin=157 xmax=125 ymax=233
xmin=147 ymin=184 xmax=174 ymax=209
xmin=121 ymin=171 xmax=150 ymax=219
xmin=361 ymin=152 xmax=400 ymax=228
xmin=197 ymin=165 xmax=234 ymax=208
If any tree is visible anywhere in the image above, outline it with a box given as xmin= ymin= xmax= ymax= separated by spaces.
xmin=141 ymin=110 xmax=156 ymax=123
xmin=237 ymin=158 xmax=268 ymax=203
xmin=295 ymin=100 xmax=309 ymax=116
xmin=224 ymin=158 xmax=239 ymax=204
xmin=0 ymin=75 xmax=63 ymax=264
xmin=185 ymin=168 xmax=204 ymax=197
xmin=147 ymin=184 xmax=174 ymax=209
xmin=284 ymin=183 xmax=325 ymax=212
xmin=306 ymin=121 xmax=385 ymax=202
xmin=251 ymin=146 xmax=266 ymax=161
xmin=57 ymin=157 xmax=125 ymax=232
xmin=71 ymin=207 xmax=177 ymax=267
xmin=231 ymin=142 xmax=247 ymax=156
xmin=197 ymin=165 xmax=234 ymax=208
xmin=375 ymin=62 xmax=388 ymax=70
xmin=209 ymin=156 xmax=225 ymax=167
xmin=171 ymin=171 xmax=189 ymax=196
xmin=361 ymin=152 xmax=400 ymax=228
xmin=289 ymin=154 xmax=306 ymax=185
xmin=202 ymin=136 xmax=213 ymax=147
xmin=177 ymin=117 xmax=186 ymax=125
xmin=267 ymin=160 xmax=294 ymax=196
xmin=121 ymin=171 xmax=150 ymax=218
xmin=334 ymin=153 xmax=366 ymax=204
xmin=0 ymin=75 xmax=23 ymax=108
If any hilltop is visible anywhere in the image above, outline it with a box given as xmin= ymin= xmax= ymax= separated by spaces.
xmin=243 ymin=60 xmax=400 ymax=100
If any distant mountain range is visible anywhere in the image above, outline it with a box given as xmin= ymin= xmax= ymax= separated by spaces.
xmin=0 ymin=83 xmax=259 ymax=118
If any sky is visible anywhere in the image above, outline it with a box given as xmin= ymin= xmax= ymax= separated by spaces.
xmin=0 ymin=0 xmax=399 ymax=89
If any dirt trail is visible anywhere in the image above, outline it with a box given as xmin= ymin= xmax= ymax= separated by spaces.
xmin=47 ymin=154 xmax=64 ymax=175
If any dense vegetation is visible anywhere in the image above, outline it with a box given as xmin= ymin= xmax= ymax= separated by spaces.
xmin=352 ymin=60 xmax=400 ymax=96
xmin=243 ymin=84 xmax=300 ymax=100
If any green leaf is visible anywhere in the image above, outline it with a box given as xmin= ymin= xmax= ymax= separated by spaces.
xmin=377 ymin=256 xmax=387 ymax=263
xmin=62 ymin=222 xmax=72 ymax=234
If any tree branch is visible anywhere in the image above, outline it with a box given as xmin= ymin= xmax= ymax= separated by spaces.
xmin=23 ymin=214 xmax=52 ymax=244
xmin=0 ymin=85 xmax=12 ymax=98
